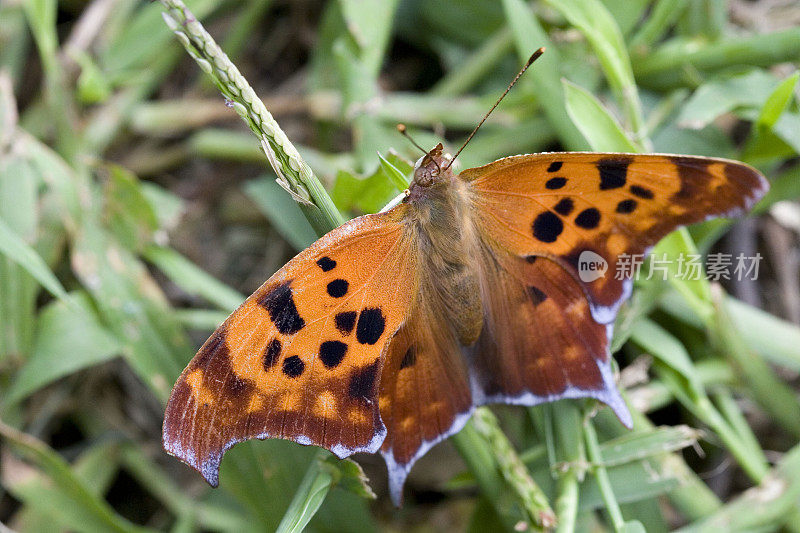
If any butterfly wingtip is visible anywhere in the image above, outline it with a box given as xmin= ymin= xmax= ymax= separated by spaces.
xmin=605 ymin=392 xmax=634 ymax=429
xmin=162 ymin=431 xmax=223 ymax=488
xmin=382 ymin=453 xmax=411 ymax=508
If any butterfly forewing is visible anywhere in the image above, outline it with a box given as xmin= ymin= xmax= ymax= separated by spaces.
xmin=461 ymin=153 xmax=768 ymax=322
xmin=163 ymin=206 xmax=417 ymax=485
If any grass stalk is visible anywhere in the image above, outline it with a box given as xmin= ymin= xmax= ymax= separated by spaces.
xmin=628 ymin=0 xmax=688 ymax=52
xmin=634 ymin=27 xmax=800 ymax=86
xmin=431 ymin=27 xmax=514 ymax=97
xmin=584 ymin=418 xmax=625 ymax=531
xmin=471 ymin=408 xmax=556 ymax=529
xmin=158 ymin=0 xmax=344 ymax=235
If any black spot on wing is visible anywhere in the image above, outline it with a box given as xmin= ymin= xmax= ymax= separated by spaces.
xmin=547 ymin=161 xmax=563 ymax=173
xmin=258 ymin=282 xmax=305 ymax=334
xmin=630 ymin=185 xmax=654 ymax=199
xmin=598 ymin=158 xmax=631 ymax=190
xmin=525 ymin=255 xmax=538 ymax=264
xmin=356 ymin=308 xmax=386 ymax=345
xmin=400 ymin=346 xmax=416 ymax=369
xmin=575 ymin=208 xmax=601 ymax=229
xmin=527 ymin=286 xmax=547 ymax=306
xmin=553 ymin=198 xmax=574 ymax=216
xmin=545 ymin=177 xmax=567 ymax=189
xmin=282 ymin=355 xmax=305 ymax=378
xmin=335 ymin=311 xmax=357 ymax=335
xmin=320 ymin=341 xmax=348 ymax=369
xmin=348 ymin=360 xmax=380 ymax=401
xmin=616 ymin=199 xmax=637 ymax=214
xmin=316 ymin=256 xmax=336 ymax=271
xmin=532 ymin=212 xmax=563 ymax=243
xmin=326 ymin=279 xmax=349 ymax=298
xmin=263 ymin=338 xmax=281 ymax=370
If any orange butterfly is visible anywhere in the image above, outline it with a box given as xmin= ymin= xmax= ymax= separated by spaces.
xmin=163 ymin=54 xmax=768 ymax=504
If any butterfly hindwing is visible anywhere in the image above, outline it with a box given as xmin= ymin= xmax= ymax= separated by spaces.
xmin=163 ymin=206 xmax=417 ymax=485
xmin=462 ymin=153 xmax=768 ymax=321
xmin=471 ymin=246 xmax=630 ymax=425
xmin=378 ymin=298 xmax=473 ymax=505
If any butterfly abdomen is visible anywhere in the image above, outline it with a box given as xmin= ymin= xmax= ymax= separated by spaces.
xmin=407 ymin=178 xmax=485 ymax=346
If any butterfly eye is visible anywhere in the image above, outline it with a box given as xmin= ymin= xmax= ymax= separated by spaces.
xmin=415 ymin=167 xmax=433 ymax=186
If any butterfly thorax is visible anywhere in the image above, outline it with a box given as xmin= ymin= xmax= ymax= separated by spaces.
xmin=404 ymin=145 xmax=484 ymax=346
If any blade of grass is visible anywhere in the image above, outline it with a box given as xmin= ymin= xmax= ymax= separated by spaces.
xmin=244 ymin=176 xmax=324 ymax=251
xmin=628 ymin=0 xmax=689 ymax=52
xmin=0 ymin=216 xmax=69 ymax=303
xmin=501 ymin=0 xmax=589 ymax=150
xmin=471 ymin=408 xmax=556 ymax=529
xmin=709 ymin=285 xmax=800 ymax=439
xmin=159 ymin=0 xmax=345 ymax=235
xmin=431 ymin=27 xmax=513 ymax=97
xmin=143 ymin=244 xmax=245 ymax=312
xmin=563 ymin=79 xmax=640 ymax=152
xmin=0 ymin=420 xmax=153 ymax=533
xmin=4 ymin=291 xmax=122 ymax=406
xmin=584 ymin=418 xmax=625 ymax=531
xmin=634 ymin=28 xmax=800 ymax=88
xmin=676 ymin=444 xmax=800 ymax=533
xmin=659 ymin=290 xmax=800 ymax=373
xmin=545 ymin=0 xmax=645 ymax=138
xmin=451 ymin=419 xmax=528 ymax=530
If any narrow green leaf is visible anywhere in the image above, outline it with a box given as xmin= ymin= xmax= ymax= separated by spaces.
xmin=0 ymin=421 xmax=152 ymax=533
xmin=0 ymin=216 xmax=69 ymax=303
xmin=756 ymin=71 xmax=799 ymax=129
xmin=660 ymin=291 xmax=800 ymax=373
xmin=5 ymin=291 xmax=122 ymax=405
xmin=143 ymin=244 xmax=244 ymax=313
xmin=337 ymin=0 xmax=399 ymax=77
xmin=546 ymin=0 xmax=644 ymax=135
xmin=598 ymin=425 xmax=702 ymax=466
xmin=575 ymin=459 xmax=680 ymax=511
xmin=629 ymin=319 xmax=700 ymax=392
xmin=563 ymin=79 xmax=639 ymax=152
xmin=244 ymin=176 xmax=319 ymax=251
xmin=675 ymin=70 xmax=780 ymax=130
xmin=501 ymin=0 xmax=588 ymax=150
xmin=651 ymin=229 xmax=713 ymax=321
xmin=377 ymin=152 xmax=411 ymax=190
xmin=676 ymin=445 xmax=800 ymax=533
xmin=276 ymin=451 xmax=335 ymax=533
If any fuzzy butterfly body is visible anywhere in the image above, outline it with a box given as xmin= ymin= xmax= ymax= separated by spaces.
xmin=163 ymin=145 xmax=767 ymax=504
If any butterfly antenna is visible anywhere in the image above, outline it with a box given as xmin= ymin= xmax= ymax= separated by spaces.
xmin=444 ymin=47 xmax=545 ymax=171
xmin=396 ymin=124 xmax=428 ymax=155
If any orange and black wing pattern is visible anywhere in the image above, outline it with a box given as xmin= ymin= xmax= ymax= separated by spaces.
xmin=163 ymin=206 xmax=417 ymax=486
xmin=462 ymin=153 xmax=768 ymax=322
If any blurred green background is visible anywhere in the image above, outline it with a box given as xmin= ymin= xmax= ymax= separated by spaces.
xmin=1 ymin=0 xmax=800 ymax=531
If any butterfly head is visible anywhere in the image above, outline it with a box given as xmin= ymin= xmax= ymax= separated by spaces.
xmin=412 ymin=143 xmax=453 ymax=187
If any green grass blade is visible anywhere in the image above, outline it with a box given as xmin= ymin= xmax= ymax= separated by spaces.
xmin=563 ymin=79 xmax=640 ymax=152
xmin=676 ymin=444 xmax=800 ymax=533
xmin=4 ymin=291 xmax=122 ymax=406
xmin=546 ymin=0 xmax=645 ymax=137
xmin=276 ymin=451 xmax=335 ymax=533
xmin=143 ymin=244 xmax=245 ymax=312
xmin=0 ymin=216 xmax=69 ymax=303
xmin=244 ymin=176 xmax=324 ymax=251
xmin=501 ymin=0 xmax=589 ymax=150
xmin=0 ymin=421 xmax=153 ymax=533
